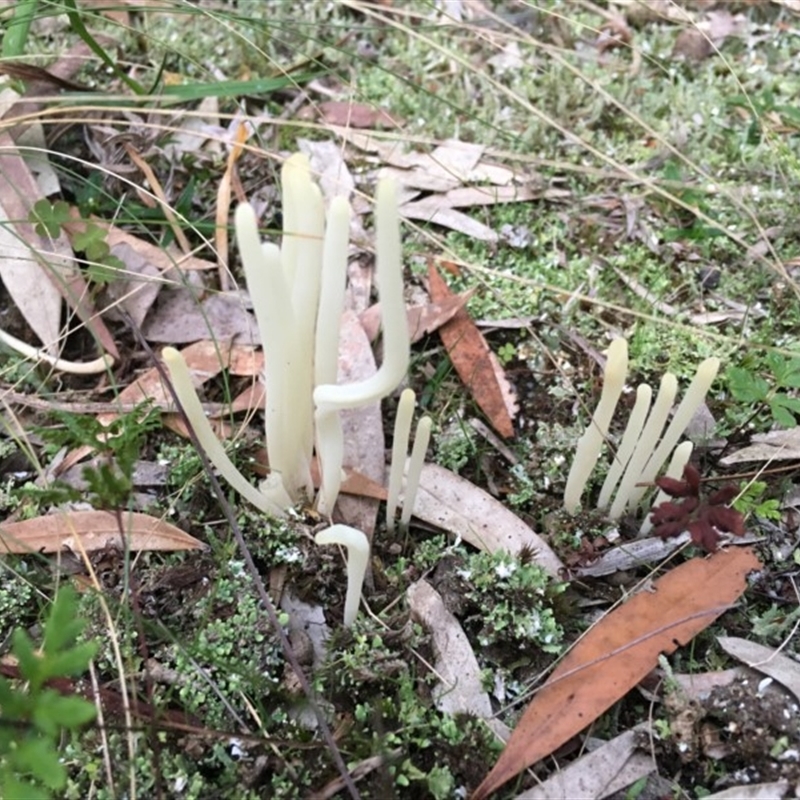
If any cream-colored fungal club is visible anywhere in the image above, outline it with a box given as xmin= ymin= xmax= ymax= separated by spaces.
xmin=564 ymin=340 xmax=720 ymax=525
xmin=564 ymin=338 xmax=628 ymax=514
xmin=164 ymin=154 xmax=410 ymax=521
xmin=162 ymin=154 xmax=413 ymax=626
xmin=314 ymin=525 xmax=370 ymax=627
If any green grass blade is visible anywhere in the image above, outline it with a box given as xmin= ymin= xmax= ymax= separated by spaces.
xmin=62 ymin=0 xmax=145 ymax=95
xmin=1 ymin=0 xmax=39 ymax=58
xmin=155 ymin=71 xmax=325 ymax=102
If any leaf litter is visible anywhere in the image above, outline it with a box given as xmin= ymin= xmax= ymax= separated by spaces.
xmin=1 ymin=3 xmax=798 ymax=796
xmin=474 ymin=547 xmax=762 ymax=799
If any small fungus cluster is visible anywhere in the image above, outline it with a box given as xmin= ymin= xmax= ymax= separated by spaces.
xmin=564 ymin=338 xmax=721 ymax=530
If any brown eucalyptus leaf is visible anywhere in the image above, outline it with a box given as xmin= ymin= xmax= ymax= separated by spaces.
xmin=413 ymin=463 xmax=563 ymax=577
xmin=0 ymin=510 xmax=206 ymax=554
xmin=473 ymin=547 xmax=761 ymax=799
xmin=427 ymin=263 xmax=517 ymax=437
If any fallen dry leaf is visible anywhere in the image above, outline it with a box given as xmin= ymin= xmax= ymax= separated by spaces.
xmin=473 ymin=547 xmax=761 ymax=799
xmin=428 ymin=262 xmax=517 ymax=437
xmin=215 ymin=118 xmax=249 ymax=290
xmin=413 ymin=463 xmax=563 ymax=577
xmin=0 ymin=131 xmax=72 ymax=356
xmin=299 ymin=138 xmax=356 ymax=205
xmin=719 ymin=427 xmax=800 ymax=465
xmin=400 ymin=198 xmax=500 ymax=241
xmin=0 ymin=146 xmax=119 ymax=361
xmin=359 ymin=292 xmax=472 ymax=344
xmin=717 ymin=636 xmax=800 ymax=704
xmin=100 ymin=241 xmax=163 ymax=328
xmin=516 ymin=724 xmax=653 ymax=800
xmin=408 ymin=579 xmax=511 ymax=741
xmin=334 ymin=310 xmax=384 ymax=539
xmin=704 ymin=781 xmax=791 ymax=800
xmin=142 ymin=287 xmax=259 ymax=344
xmin=0 ymin=510 xmax=205 ymax=554
xmin=58 ymin=341 xmax=264 ymax=475
xmin=311 ymin=100 xmax=403 ymax=130
xmin=672 ymin=28 xmax=714 ymax=62
xmin=99 ymin=340 xmax=263 ymax=427
xmin=574 ymin=533 xmax=691 ymax=578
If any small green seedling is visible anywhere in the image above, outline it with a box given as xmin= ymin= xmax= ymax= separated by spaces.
xmin=29 ymin=200 xmax=124 ymax=285
xmin=0 ymin=585 xmax=98 ymax=799
xmin=727 ymin=352 xmax=800 ymax=428
xmin=733 ymin=480 xmax=781 ymax=522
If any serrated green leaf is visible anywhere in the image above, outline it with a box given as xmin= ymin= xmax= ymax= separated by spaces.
xmin=43 ymin=586 xmax=84 ymax=654
xmin=12 ymin=628 xmax=43 ymax=688
xmin=769 ymin=393 xmax=800 ymax=412
xmin=33 ymin=691 xmax=96 ymax=734
xmin=768 ymin=394 xmax=800 ymax=428
xmin=0 ymin=675 xmax=31 ymax=719
xmin=778 ymin=361 xmax=800 ymax=388
xmin=768 ymin=401 xmax=797 ymax=428
xmin=11 ymin=734 xmax=66 ymax=789
xmin=42 ymin=641 xmax=98 ymax=681
xmin=726 ymin=367 xmax=769 ymax=402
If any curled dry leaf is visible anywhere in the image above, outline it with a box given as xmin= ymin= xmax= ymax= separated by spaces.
xmin=413 ymin=463 xmax=563 ymax=578
xmin=516 ymin=724 xmax=653 ymax=800
xmin=407 ymin=579 xmax=510 ymax=742
xmin=473 ymin=547 xmax=762 ymax=800
xmin=0 ymin=510 xmax=206 ymax=554
xmin=428 ymin=262 xmax=518 ymax=438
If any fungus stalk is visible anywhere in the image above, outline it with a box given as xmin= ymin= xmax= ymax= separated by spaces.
xmin=386 ymin=388 xmax=416 ymax=530
xmin=162 ymin=346 xmax=289 ymax=515
xmin=314 ymin=177 xmax=409 ymax=516
xmin=564 ymin=338 xmax=628 ymax=514
xmin=164 ymin=155 xmax=413 ymax=625
xmin=597 ymin=383 xmax=651 ymax=510
xmin=315 ymin=525 xmax=370 ymax=627
xmin=609 ymin=372 xmax=678 ymax=519
xmin=625 ymin=357 xmax=720 ymax=510
xmin=400 ymin=415 xmax=432 ymax=529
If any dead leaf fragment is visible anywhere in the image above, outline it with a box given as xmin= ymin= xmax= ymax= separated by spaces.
xmin=142 ymin=288 xmax=259 ymax=344
xmin=335 ymin=310 xmax=384 ymax=539
xmin=313 ymin=100 xmax=403 ymax=130
xmin=717 ymin=636 xmax=800 ymax=704
xmin=359 ymin=292 xmax=472 ymax=344
xmin=428 ymin=263 xmax=517 ymax=437
xmin=719 ymin=427 xmax=800 ymax=465
xmin=413 ymin=463 xmax=563 ymax=577
xmin=407 ymin=579 xmax=510 ymax=741
xmin=672 ymin=28 xmax=713 ymax=62
xmin=0 ymin=132 xmax=71 ymax=356
xmin=101 ymin=241 xmax=163 ymax=328
xmin=703 ymin=782 xmax=790 ymax=800
xmin=516 ymin=725 xmax=653 ymax=800
xmin=473 ymin=547 xmax=762 ymax=799
xmin=0 ymin=510 xmax=206 ymax=554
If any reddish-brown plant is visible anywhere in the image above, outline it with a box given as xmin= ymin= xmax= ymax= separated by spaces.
xmin=650 ymin=464 xmax=745 ymax=552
